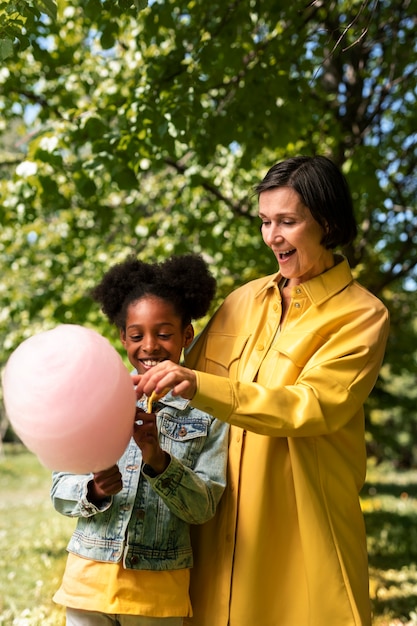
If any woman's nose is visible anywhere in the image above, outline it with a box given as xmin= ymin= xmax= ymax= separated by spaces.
xmin=263 ymin=225 xmax=283 ymax=246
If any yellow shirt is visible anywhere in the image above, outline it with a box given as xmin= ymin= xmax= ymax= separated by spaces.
xmin=54 ymin=552 xmax=192 ymax=617
xmin=184 ymin=258 xmax=389 ymax=626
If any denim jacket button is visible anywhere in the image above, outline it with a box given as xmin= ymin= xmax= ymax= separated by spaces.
xmin=131 ymin=555 xmax=139 ymax=564
xmin=136 ymin=509 xmax=145 ymax=519
xmin=126 ymin=464 xmax=140 ymax=472
xmin=179 ymin=426 xmax=187 ymax=437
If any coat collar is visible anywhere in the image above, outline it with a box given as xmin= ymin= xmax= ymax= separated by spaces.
xmin=254 ymin=255 xmax=353 ymax=306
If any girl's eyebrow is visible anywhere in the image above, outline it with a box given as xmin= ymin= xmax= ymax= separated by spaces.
xmin=126 ymin=322 xmax=175 ymax=331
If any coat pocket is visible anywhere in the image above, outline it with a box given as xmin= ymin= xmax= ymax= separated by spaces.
xmin=272 ymin=330 xmax=326 ymax=368
xmin=204 ymin=333 xmax=250 ymax=376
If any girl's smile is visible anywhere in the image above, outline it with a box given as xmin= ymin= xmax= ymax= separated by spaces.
xmin=120 ymin=295 xmax=194 ymax=375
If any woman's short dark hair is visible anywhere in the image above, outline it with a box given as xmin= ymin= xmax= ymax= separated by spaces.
xmin=255 ymin=155 xmax=357 ymax=249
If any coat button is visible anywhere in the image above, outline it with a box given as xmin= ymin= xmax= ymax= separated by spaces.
xmin=179 ymin=426 xmax=187 ymax=437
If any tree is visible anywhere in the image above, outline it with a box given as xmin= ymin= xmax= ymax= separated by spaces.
xmin=0 ymin=0 xmax=56 ymax=61
xmin=0 ymin=0 xmax=416 ymax=462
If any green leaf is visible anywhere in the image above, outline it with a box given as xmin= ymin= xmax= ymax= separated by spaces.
xmin=35 ymin=0 xmax=57 ymax=20
xmin=134 ymin=0 xmax=148 ymax=9
xmin=0 ymin=37 xmax=13 ymax=61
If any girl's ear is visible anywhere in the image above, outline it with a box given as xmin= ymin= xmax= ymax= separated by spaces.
xmin=183 ymin=324 xmax=194 ymax=348
xmin=119 ymin=328 xmax=127 ymax=348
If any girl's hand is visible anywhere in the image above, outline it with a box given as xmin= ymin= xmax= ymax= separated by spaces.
xmin=87 ymin=464 xmax=123 ymax=504
xmin=133 ymin=408 xmax=169 ymax=475
xmin=132 ymin=360 xmax=197 ymax=402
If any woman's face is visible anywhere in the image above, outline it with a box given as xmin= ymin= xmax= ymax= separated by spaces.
xmin=120 ymin=295 xmax=194 ymax=374
xmin=259 ymin=186 xmax=334 ymax=284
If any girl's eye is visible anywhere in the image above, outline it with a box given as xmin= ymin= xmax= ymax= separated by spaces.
xmin=158 ymin=334 xmax=172 ymax=340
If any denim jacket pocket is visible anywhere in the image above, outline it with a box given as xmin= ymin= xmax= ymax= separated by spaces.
xmin=159 ymin=412 xmax=209 ymax=467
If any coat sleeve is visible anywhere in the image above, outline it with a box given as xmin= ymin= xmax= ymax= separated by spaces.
xmin=189 ymin=301 xmax=389 ymax=438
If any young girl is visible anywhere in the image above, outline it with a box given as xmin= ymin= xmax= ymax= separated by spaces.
xmin=51 ymin=254 xmax=228 ymax=626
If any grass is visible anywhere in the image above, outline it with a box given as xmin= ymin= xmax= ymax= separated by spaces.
xmin=363 ymin=462 xmax=417 ymax=625
xmin=0 ymin=444 xmax=74 ymax=626
xmin=1 ymin=446 xmax=417 ymax=625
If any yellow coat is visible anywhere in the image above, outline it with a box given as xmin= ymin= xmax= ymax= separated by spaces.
xmin=184 ymin=257 xmax=389 ymax=626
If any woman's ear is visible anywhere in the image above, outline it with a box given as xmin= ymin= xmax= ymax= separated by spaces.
xmin=183 ymin=324 xmax=194 ymax=348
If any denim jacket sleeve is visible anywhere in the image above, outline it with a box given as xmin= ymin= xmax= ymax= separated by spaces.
xmin=51 ymin=471 xmax=113 ymax=518
xmin=51 ymin=406 xmax=228 ymax=526
xmin=143 ymin=415 xmax=228 ymax=525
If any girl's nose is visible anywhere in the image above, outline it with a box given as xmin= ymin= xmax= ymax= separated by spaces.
xmin=142 ymin=336 xmax=158 ymax=353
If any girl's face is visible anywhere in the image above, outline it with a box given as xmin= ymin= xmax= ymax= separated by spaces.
xmin=120 ymin=295 xmax=194 ymax=375
xmin=259 ymin=186 xmax=334 ymax=285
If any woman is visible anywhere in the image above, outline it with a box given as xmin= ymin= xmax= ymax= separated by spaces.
xmin=134 ymin=156 xmax=390 ymax=626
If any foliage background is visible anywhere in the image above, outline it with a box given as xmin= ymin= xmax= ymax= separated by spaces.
xmin=0 ymin=0 xmax=416 ymax=465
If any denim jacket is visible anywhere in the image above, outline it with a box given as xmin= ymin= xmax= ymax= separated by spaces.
xmin=51 ymin=393 xmax=228 ymax=571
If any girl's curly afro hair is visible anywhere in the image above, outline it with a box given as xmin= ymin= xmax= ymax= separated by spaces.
xmin=91 ymin=254 xmax=216 ymax=330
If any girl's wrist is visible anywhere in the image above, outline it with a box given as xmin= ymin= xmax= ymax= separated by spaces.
xmin=143 ymin=451 xmax=170 ymax=476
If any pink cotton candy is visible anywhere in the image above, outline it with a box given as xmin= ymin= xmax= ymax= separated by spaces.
xmin=2 ymin=324 xmax=136 ymax=473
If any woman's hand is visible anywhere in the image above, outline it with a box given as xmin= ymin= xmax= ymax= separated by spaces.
xmin=132 ymin=360 xmax=197 ymax=402
xmin=133 ymin=407 xmax=169 ymax=475
xmin=87 ymin=464 xmax=123 ymax=504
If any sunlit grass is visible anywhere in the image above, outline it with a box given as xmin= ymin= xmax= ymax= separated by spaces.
xmin=362 ymin=461 xmax=417 ymax=625
xmin=1 ymin=445 xmax=417 ymax=624
xmin=0 ymin=444 xmax=74 ymax=626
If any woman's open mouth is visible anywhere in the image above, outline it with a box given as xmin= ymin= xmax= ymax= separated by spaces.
xmin=278 ymin=249 xmax=296 ymax=261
